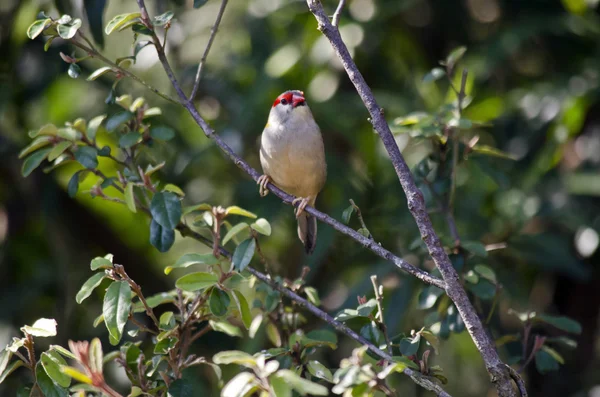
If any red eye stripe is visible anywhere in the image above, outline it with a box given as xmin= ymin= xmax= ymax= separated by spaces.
xmin=273 ymin=92 xmax=294 ymax=107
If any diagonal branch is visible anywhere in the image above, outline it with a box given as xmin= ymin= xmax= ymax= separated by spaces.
xmin=176 ymin=223 xmax=451 ymax=397
xmin=304 ymin=1 xmax=522 ymax=396
xmin=130 ymin=0 xmax=445 ymax=291
xmin=189 ymin=0 xmax=229 ymax=101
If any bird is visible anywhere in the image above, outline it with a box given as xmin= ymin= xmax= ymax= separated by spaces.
xmin=257 ymin=90 xmax=327 ymax=254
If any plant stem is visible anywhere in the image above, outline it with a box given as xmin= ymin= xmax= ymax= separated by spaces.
xmin=304 ymin=2 xmax=521 ymax=395
xmin=371 ymin=275 xmax=393 ymax=356
xmin=189 ymin=0 xmax=229 ymax=101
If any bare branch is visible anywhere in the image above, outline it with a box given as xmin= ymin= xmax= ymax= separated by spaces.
xmin=131 ymin=0 xmax=444 ymax=291
xmin=304 ymin=1 xmax=521 ymax=396
xmin=189 ymin=0 xmax=229 ymax=101
xmin=332 ymin=0 xmax=346 ymax=27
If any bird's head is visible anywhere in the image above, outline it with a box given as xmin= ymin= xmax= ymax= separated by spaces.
xmin=268 ymin=90 xmax=314 ymax=127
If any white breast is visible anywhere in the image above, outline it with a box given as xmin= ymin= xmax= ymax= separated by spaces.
xmin=260 ymin=107 xmax=326 ymax=199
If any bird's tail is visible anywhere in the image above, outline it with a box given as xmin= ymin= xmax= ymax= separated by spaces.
xmin=297 ymin=211 xmax=317 ymax=255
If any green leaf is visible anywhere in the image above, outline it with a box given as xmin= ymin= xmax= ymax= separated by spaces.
xmin=143 ymin=106 xmax=162 ymax=118
xmin=535 ymin=314 xmax=582 ymax=334
xmin=271 ymin=376 xmax=292 ymax=397
xmin=464 ymin=270 xmax=479 ymax=284
xmin=74 ymin=146 xmax=98 ymax=169
xmin=21 ymin=318 xmax=57 ymax=337
xmin=445 ymin=46 xmax=467 ymax=70
xmin=87 ymin=66 xmax=114 ymax=81
xmin=105 ymin=111 xmax=134 ymax=131
xmin=119 ymin=131 xmax=142 ymax=148
xmin=105 ymin=13 xmax=141 ymax=35
xmin=307 ymin=360 xmax=333 ymax=382
xmin=304 ymin=286 xmax=320 ymax=306
xmin=250 ymin=218 xmax=271 ymax=236
xmin=67 ymin=63 xmax=81 ymax=79
xmin=22 ymin=147 xmax=52 ymax=177
xmin=0 ymin=350 xmax=10 ymax=378
xmin=471 ymin=145 xmax=517 ymax=160
xmin=0 ymin=360 xmax=24 ymax=384
xmin=209 ymin=320 xmax=242 ymax=337
xmin=83 ymin=0 xmax=107 ymax=48
xmin=168 ymin=378 xmax=194 ymax=397
xmin=89 ymin=338 xmax=103 ymax=373
xmin=163 ymin=183 xmax=185 ymax=197
xmin=223 ymin=223 xmax=249 ymax=245
xmin=57 ymin=18 xmax=82 ymax=39
xmin=87 ymin=114 xmax=106 ymax=140
xmin=67 ymin=170 xmax=85 ymax=198
xmin=357 ymin=299 xmax=377 ymax=317
xmin=274 ymin=370 xmax=328 ymax=396
xmin=159 ymin=312 xmax=176 ymax=330
xmin=193 ymin=0 xmax=208 ymax=8
xmin=41 ymin=351 xmax=70 ymax=387
xmin=57 ymin=127 xmax=78 ymax=141
xmin=399 ymin=334 xmax=421 ymax=356
xmin=132 ymin=23 xmax=153 ymax=35
xmin=461 ymin=240 xmax=488 ymax=257
xmin=232 ymin=238 xmax=255 ymax=272
xmin=36 ymin=363 xmax=68 ymax=397
xmin=541 ymin=345 xmax=565 ymax=365
xmin=151 ymin=192 xmax=182 ymax=230
xmin=153 ymin=11 xmax=175 ymax=26
xmin=49 ymin=345 xmax=76 ymax=360
xmin=165 ymin=253 xmax=219 ymax=275
xmin=423 ymin=67 xmax=446 ymax=83
xmin=124 ymin=183 xmax=136 ymax=213
xmin=474 ymin=264 xmax=497 ymax=283
xmin=213 ymin=350 xmax=256 ymax=366
xmin=182 ymin=203 xmax=212 ymax=215
xmin=18 ymin=136 xmax=53 ymax=159
xmin=116 ymin=94 xmax=132 ymax=109
xmin=232 ymin=290 xmax=252 ymax=329
xmin=150 ymin=125 xmax=176 ymax=140
xmin=48 ymin=141 xmax=72 ymax=161
xmin=175 ymin=272 xmax=218 ymax=292
xmin=30 ymin=123 xmax=58 ymax=138
xmin=103 ymin=281 xmax=132 ymax=345
xmin=225 ymin=206 xmax=257 ymax=219
xmin=91 ymin=254 xmax=113 ymax=270
xmin=535 ymin=349 xmax=560 ymax=374
xmin=150 ymin=219 xmax=175 ymax=252
xmin=342 ymin=205 xmax=354 ymax=224
xmin=209 ymin=288 xmax=230 ymax=317
xmin=419 ymin=330 xmax=440 ymax=354
xmin=75 ymin=272 xmax=106 ymax=304
xmin=27 ymin=19 xmax=53 ymax=39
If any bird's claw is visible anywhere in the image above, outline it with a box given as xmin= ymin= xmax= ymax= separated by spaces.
xmin=292 ymin=197 xmax=310 ymax=218
xmin=257 ymin=175 xmax=271 ymax=197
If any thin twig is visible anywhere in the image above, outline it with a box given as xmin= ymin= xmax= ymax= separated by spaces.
xmin=370 ymin=275 xmax=393 ymax=356
xmin=69 ymin=40 xmax=179 ymax=105
xmin=189 ymin=0 xmax=229 ymax=101
xmin=189 ymin=324 xmax=212 ymax=343
xmin=332 ymin=0 xmax=346 ymax=27
xmin=349 ymin=199 xmax=373 ymax=240
xmin=304 ymin=2 xmax=521 ymax=396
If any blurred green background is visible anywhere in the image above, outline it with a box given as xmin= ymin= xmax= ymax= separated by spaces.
xmin=2 ymin=0 xmax=600 ymax=395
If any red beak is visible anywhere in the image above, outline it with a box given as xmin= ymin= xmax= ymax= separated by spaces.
xmin=292 ymin=92 xmax=306 ymax=108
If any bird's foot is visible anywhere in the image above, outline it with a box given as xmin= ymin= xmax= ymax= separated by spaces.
xmin=257 ymin=175 xmax=271 ymax=197
xmin=292 ymin=197 xmax=310 ymax=218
